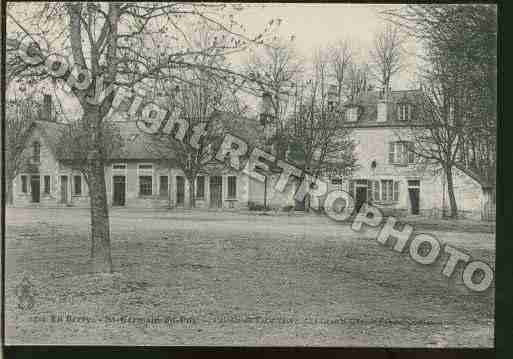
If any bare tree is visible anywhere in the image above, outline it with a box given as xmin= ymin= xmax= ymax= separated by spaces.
xmin=404 ymin=62 xmax=463 ymax=218
xmin=56 ymin=120 xmax=124 ymax=191
xmin=384 ymin=4 xmax=497 ymax=220
xmin=346 ymin=62 xmax=372 ymax=103
xmin=329 ymin=39 xmax=352 ymax=106
xmin=287 ymin=49 xmax=357 ymax=210
xmin=4 ymin=91 xmax=40 ymax=205
xmin=6 ymin=3 xmax=279 ymax=272
xmin=370 ymin=24 xmax=403 ymax=95
xmin=144 ymin=32 xmax=241 ymax=208
xmin=245 ymin=37 xmax=303 ymax=158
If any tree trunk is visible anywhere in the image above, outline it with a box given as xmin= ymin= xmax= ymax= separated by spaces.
xmin=481 ymin=186 xmax=495 ymax=221
xmin=88 ymin=159 xmax=113 ymax=273
xmin=186 ymin=175 xmax=196 ymax=209
xmin=6 ymin=177 xmax=14 ymax=206
xmin=445 ymin=165 xmax=458 ymax=218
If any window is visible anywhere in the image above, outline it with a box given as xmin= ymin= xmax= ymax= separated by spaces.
xmin=196 ymin=176 xmax=205 ymax=199
xmin=139 ymin=176 xmax=153 ymax=196
xmin=159 ymin=176 xmax=168 ymax=196
xmin=138 ymin=163 xmax=153 ymax=196
xmin=227 ymin=176 xmax=237 ymax=199
xmin=21 ymin=175 xmax=28 ymax=193
xmin=32 ymin=141 xmax=40 ymax=162
xmin=380 ymin=180 xmax=399 ymax=202
xmin=73 ymin=175 xmax=82 ymax=195
xmin=345 ymin=107 xmax=358 ymax=122
xmin=397 ymin=103 xmax=413 ymax=121
xmin=389 ymin=142 xmax=415 ymax=165
xmin=112 ymin=163 xmax=126 ymax=170
xmin=44 ymin=175 xmax=51 ymax=194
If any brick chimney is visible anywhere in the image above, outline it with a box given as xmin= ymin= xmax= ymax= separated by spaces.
xmin=42 ymin=94 xmax=52 ymax=121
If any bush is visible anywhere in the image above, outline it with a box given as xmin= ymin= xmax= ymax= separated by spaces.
xmin=248 ymin=202 xmax=267 ymax=211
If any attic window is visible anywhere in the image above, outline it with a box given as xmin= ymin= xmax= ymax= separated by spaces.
xmin=345 ymin=107 xmax=358 ymax=122
xmin=397 ymin=103 xmax=414 ymax=121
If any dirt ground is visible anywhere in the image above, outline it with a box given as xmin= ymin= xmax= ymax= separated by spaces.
xmin=4 ymin=208 xmax=494 ymax=346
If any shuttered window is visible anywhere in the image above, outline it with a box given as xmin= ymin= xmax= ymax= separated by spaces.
xmin=348 ymin=180 xmax=355 ymax=198
xmin=379 ymin=180 xmax=400 ymax=202
xmin=139 ymin=176 xmax=152 ymax=196
xmin=389 ymin=142 xmax=395 ymax=164
xmin=367 ymin=181 xmax=373 ymax=202
xmin=389 ymin=142 xmax=415 ymax=165
xmin=373 ymin=180 xmax=380 ymax=201
xmin=227 ymin=176 xmax=237 ymax=199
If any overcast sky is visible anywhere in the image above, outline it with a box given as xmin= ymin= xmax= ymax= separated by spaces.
xmin=7 ymin=3 xmax=419 ymax=119
xmin=235 ymin=3 xmax=418 ymax=88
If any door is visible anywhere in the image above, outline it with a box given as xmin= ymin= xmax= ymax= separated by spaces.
xmin=60 ymin=175 xmax=68 ymax=203
xmin=30 ymin=176 xmax=40 ymax=203
xmin=209 ymin=176 xmax=222 ymax=208
xmin=176 ymin=176 xmax=185 ymax=206
xmin=408 ymin=180 xmax=420 ymax=215
xmin=355 ymin=186 xmax=367 ymax=214
xmin=113 ymin=175 xmax=126 ymax=206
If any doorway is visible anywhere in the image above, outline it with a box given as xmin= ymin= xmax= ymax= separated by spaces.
xmin=60 ymin=175 xmax=68 ymax=203
xmin=353 ymin=179 xmax=369 ymax=214
xmin=176 ymin=176 xmax=185 ymax=206
xmin=31 ymin=175 xmax=40 ymax=203
xmin=113 ymin=175 xmax=126 ymax=206
xmin=209 ymin=176 xmax=222 ymax=208
xmin=408 ymin=180 xmax=420 ymax=215
xmin=355 ymin=186 xmax=367 ymax=213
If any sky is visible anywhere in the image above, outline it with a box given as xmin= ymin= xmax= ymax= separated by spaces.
xmin=7 ymin=3 xmax=420 ymax=119
xmin=234 ymin=3 xmax=419 ymax=88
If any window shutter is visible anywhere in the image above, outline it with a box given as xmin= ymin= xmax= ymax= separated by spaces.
xmin=393 ymin=181 xmax=399 ymax=201
xmin=373 ymin=180 xmax=380 ymax=201
xmin=348 ymin=180 xmax=355 ymax=198
xmin=407 ymin=142 xmax=415 ymax=164
xmin=389 ymin=142 xmax=395 ymax=164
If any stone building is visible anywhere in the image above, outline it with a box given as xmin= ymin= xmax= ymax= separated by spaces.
xmin=12 ymin=96 xmax=250 ymax=209
xmin=11 ymin=91 xmax=486 ymax=218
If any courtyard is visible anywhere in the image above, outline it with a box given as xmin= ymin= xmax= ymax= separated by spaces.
xmin=4 ymin=208 xmax=494 ymax=346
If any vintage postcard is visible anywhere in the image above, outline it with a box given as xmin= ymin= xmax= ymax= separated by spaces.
xmin=3 ymin=2 xmax=496 ymax=347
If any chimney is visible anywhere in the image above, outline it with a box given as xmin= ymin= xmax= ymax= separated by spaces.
xmin=377 ymin=89 xmax=391 ymax=123
xmin=42 ymin=94 xmax=52 ymax=121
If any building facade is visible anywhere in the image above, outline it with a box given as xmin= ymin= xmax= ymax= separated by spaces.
xmin=11 ymin=91 xmax=485 ymax=218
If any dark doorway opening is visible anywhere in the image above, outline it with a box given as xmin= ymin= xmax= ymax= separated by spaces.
xmin=408 ymin=180 xmax=420 ymax=215
xmin=355 ymin=186 xmax=367 ymax=213
xmin=113 ymin=175 xmax=126 ymax=206
xmin=31 ymin=176 xmax=40 ymax=203
xmin=209 ymin=176 xmax=222 ymax=208
xmin=176 ymin=176 xmax=185 ymax=206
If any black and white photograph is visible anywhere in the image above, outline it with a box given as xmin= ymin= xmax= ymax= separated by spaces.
xmin=3 ymin=2 xmax=496 ymax=347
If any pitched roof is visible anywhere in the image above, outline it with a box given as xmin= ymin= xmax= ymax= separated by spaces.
xmin=34 ymin=112 xmax=260 ymax=161
xmin=341 ymin=89 xmax=423 ymax=128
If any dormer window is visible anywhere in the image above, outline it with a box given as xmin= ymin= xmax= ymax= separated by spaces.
xmin=397 ymin=103 xmax=414 ymax=121
xmin=32 ymin=141 xmax=40 ymax=163
xmin=345 ymin=107 xmax=358 ymax=122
